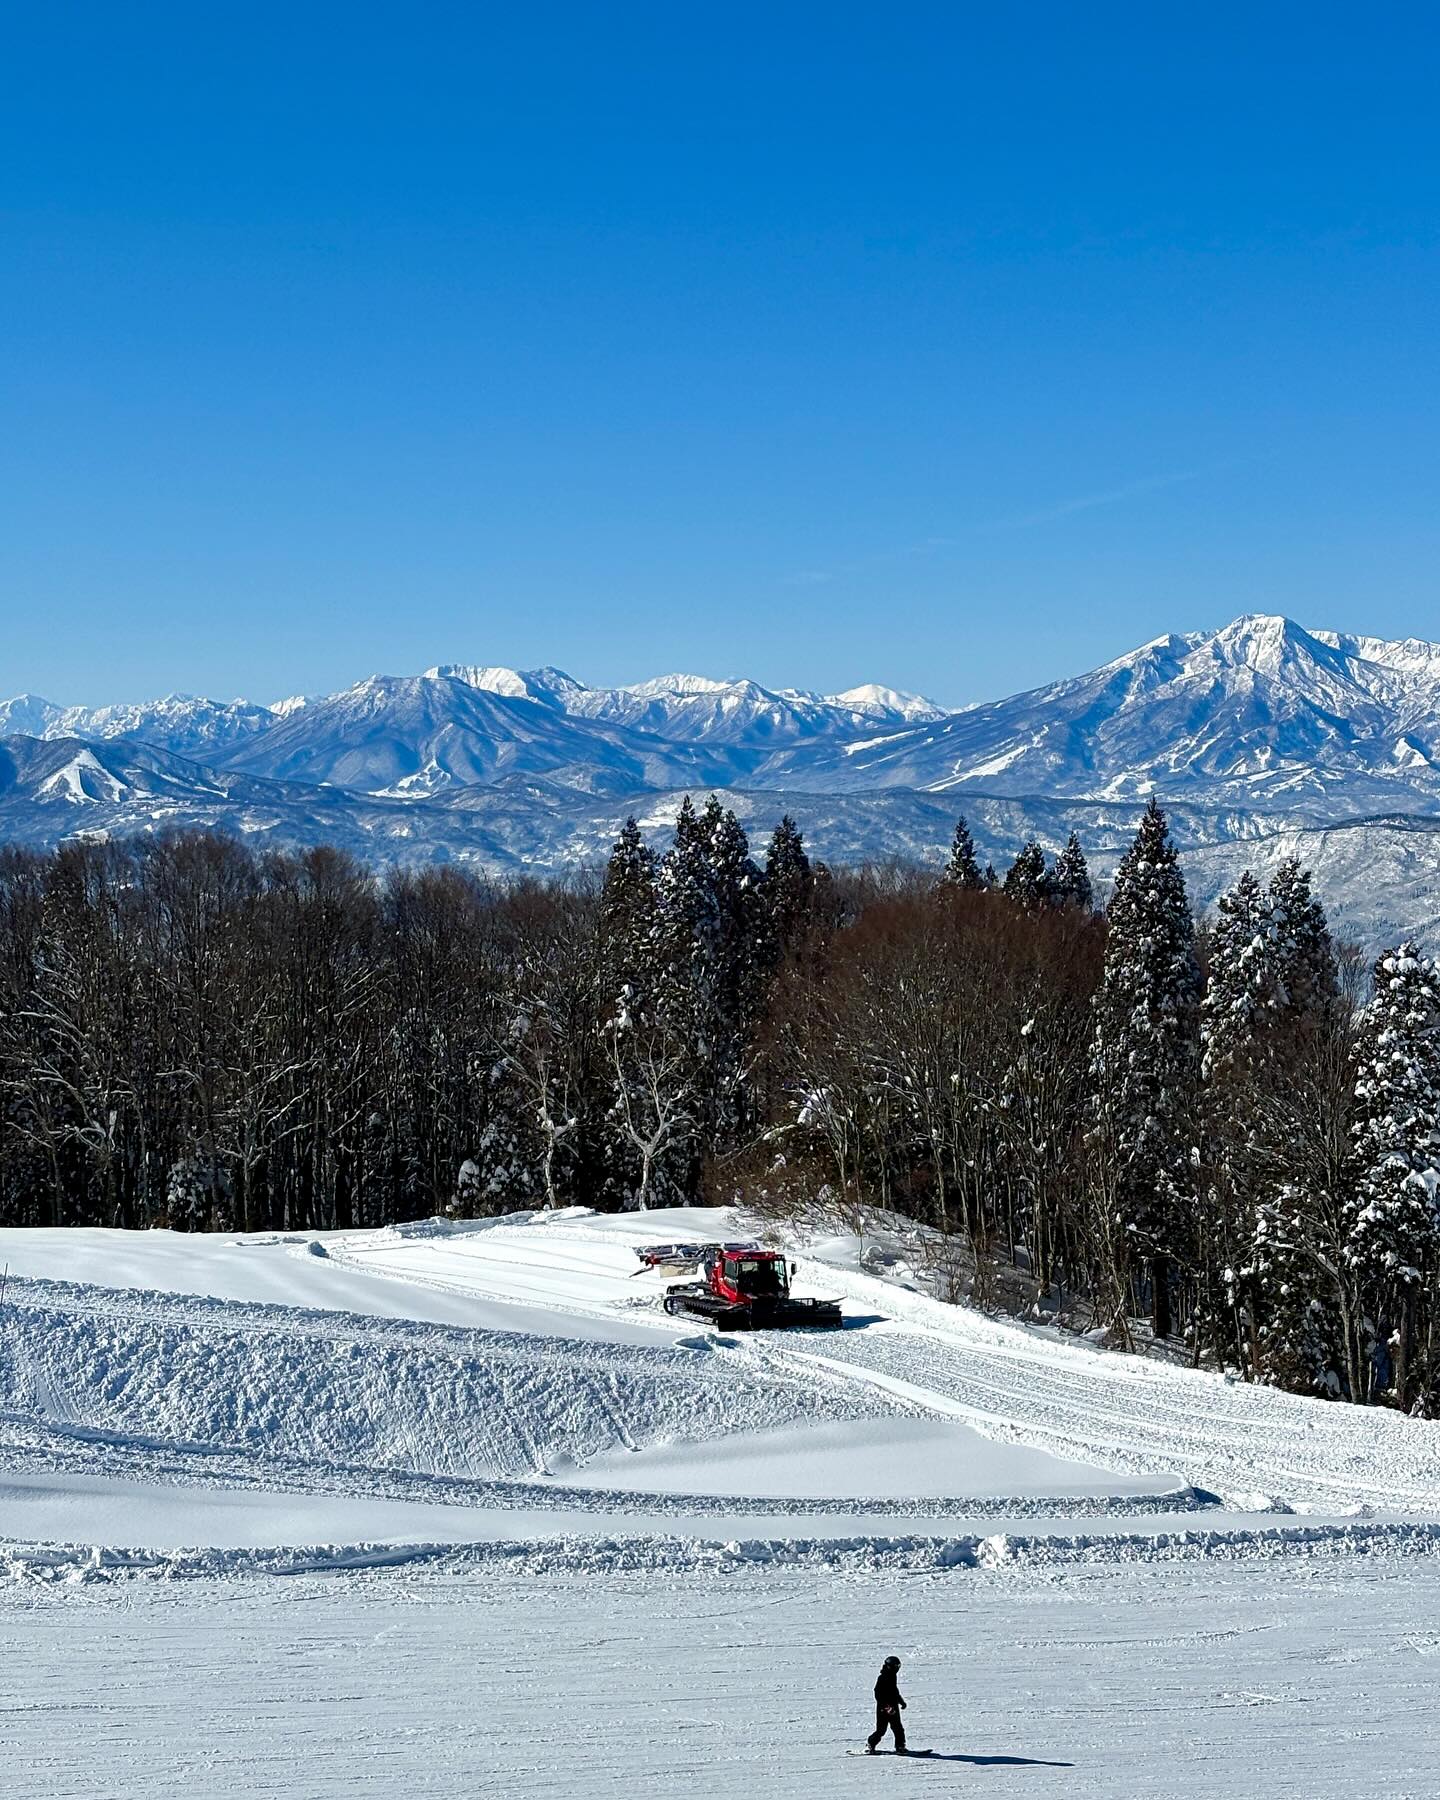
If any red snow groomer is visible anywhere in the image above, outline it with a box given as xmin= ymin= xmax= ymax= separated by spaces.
xmin=634 ymin=1241 xmax=843 ymax=1330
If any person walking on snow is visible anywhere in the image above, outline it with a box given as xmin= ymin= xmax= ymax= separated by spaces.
xmin=866 ymin=1655 xmax=907 ymax=1754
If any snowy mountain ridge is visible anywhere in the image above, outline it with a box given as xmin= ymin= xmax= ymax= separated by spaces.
xmin=760 ymin=613 xmax=1440 ymax=808
xmin=19 ymin=613 xmax=1440 ymax=804
xmin=11 ymin=613 xmax=1440 ymax=940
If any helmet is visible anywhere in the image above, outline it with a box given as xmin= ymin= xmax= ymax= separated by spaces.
xmin=882 ymin=1656 xmax=900 ymax=1669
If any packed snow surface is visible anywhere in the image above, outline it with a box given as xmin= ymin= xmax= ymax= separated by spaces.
xmin=5 ymin=1205 xmax=1438 ymax=1796
xmin=9 ymin=1563 xmax=1440 ymax=1797
xmin=4 ymin=1204 xmax=1440 ymax=1546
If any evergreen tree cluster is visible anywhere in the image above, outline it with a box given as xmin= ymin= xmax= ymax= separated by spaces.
xmin=2 ymin=800 xmax=1437 ymax=1409
xmin=943 ymin=818 xmax=1095 ymax=911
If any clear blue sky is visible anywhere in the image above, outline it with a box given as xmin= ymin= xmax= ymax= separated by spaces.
xmin=3 ymin=4 xmax=1439 ymax=708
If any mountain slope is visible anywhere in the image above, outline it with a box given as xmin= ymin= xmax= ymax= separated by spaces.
xmin=759 ymin=615 xmax=1440 ymax=807
xmin=215 ymin=673 xmax=751 ymax=795
xmin=433 ymin=665 xmax=948 ymax=745
xmin=13 ymin=614 xmax=1440 ymax=942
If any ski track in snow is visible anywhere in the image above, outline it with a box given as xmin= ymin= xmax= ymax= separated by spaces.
xmin=2 ymin=1207 xmax=1440 ymax=1585
xmin=0 ymin=1272 xmax=892 ymax=1487
xmin=328 ymin=1208 xmax=1440 ymax=1514
xmin=7 ymin=1209 xmax=1440 ymax=1798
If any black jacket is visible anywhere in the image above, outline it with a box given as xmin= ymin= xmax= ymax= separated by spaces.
xmin=874 ymin=1669 xmax=904 ymax=1708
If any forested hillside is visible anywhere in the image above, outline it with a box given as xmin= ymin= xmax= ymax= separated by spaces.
xmin=1 ymin=796 xmax=1435 ymax=1412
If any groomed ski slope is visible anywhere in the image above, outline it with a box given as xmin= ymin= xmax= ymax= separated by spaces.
xmin=2 ymin=1204 xmax=1439 ymax=1552
xmin=11 ymin=1559 xmax=1440 ymax=1798
xmin=4 ymin=1206 xmax=1440 ymax=1798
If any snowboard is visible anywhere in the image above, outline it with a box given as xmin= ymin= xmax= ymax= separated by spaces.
xmin=846 ymin=1749 xmax=933 ymax=1758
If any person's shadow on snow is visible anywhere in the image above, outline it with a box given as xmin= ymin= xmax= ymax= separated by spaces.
xmin=906 ymin=1752 xmax=1074 ymax=1766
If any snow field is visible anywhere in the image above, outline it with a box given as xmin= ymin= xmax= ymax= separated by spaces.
xmin=3 ymin=1205 xmax=1440 ymax=1570
xmin=305 ymin=1204 xmax=1440 ymax=1512
xmin=5 ymin=1205 xmax=1440 ymax=1797
xmin=8 ymin=1560 xmax=1440 ymax=1798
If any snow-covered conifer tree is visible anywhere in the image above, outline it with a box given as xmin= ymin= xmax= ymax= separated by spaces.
xmin=166 ymin=1155 xmax=212 ymax=1230
xmin=599 ymin=817 xmax=658 ymax=1010
xmin=941 ymin=815 xmax=985 ymax=890
xmin=1089 ymin=798 xmax=1201 ymax=1339
xmin=761 ymin=815 xmax=812 ymax=959
xmin=1200 ymin=870 xmax=1274 ymax=1084
xmin=1347 ymin=942 xmax=1440 ymax=1409
xmin=1197 ymin=869 xmax=1277 ymax=1369
xmin=1267 ymin=857 xmax=1339 ymax=1015
xmin=1003 ymin=838 xmax=1051 ymax=907
xmin=1049 ymin=831 xmax=1094 ymax=911
xmin=655 ymin=796 xmax=720 ymax=1031
xmin=701 ymin=798 xmax=763 ymax=1141
xmin=1201 ymin=861 xmax=1347 ymax=1393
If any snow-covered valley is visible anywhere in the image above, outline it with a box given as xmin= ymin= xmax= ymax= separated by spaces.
xmin=3 ymin=1207 xmax=1440 ymax=1793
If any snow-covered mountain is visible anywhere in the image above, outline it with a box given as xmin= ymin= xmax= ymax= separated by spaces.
xmin=5 ymin=666 xmax=945 ymax=789
xmin=768 ymin=615 xmax=1440 ymax=807
xmin=0 ymin=691 xmax=281 ymax=759
xmin=215 ymin=673 xmax=755 ymax=796
xmin=431 ymin=665 xmax=948 ymax=745
xmin=424 ymin=663 xmax=587 ymax=710
xmin=13 ymin=615 xmax=1440 ymax=941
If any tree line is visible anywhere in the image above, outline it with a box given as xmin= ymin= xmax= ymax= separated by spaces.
xmin=1 ymin=796 xmax=1437 ymax=1411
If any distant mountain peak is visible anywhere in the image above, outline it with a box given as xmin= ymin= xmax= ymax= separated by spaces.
xmin=828 ymin=683 xmax=947 ymax=722
xmin=1201 ymin=613 xmax=1329 ymax=674
xmin=621 ymin=673 xmax=757 ymax=698
xmin=427 ymin=664 xmax=587 ymax=709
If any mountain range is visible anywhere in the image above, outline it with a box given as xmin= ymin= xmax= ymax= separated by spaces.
xmin=5 ymin=615 xmax=1440 ymax=944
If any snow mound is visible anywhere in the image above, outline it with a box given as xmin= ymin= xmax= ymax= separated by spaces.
xmin=0 ymin=1276 xmax=896 ymax=1484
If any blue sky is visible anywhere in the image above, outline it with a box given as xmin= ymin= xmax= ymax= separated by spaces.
xmin=3 ymin=5 xmax=1439 ymax=708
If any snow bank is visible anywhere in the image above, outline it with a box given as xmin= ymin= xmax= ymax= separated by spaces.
xmin=11 ymin=1516 xmax=1440 ymax=1586
xmin=0 ymin=1276 xmax=895 ymax=1484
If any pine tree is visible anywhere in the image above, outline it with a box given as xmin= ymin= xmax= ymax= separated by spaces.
xmin=941 ymin=815 xmax=985 ymax=890
xmin=1197 ymin=869 xmax=1276 ymax=1371
xmin=1267 ymin=857 xmax=1339 ymax=1015
xmin=477 ymin=1050 xmax=535 ymax=1210
xmin=655 ymin=797 xmax=720 ymax=1033
xmin=761 ymin=815 xmax=812 ymax=960
xmin=1347 ymin=943 xmax=1440 ymax=1409
xmin=1050 ymin=831 xmax=1094 ymax=911
xmin=598 ymin=817 xmax=658 ymax=1016
xmin=1246 ymin=1184 xmax=1347 ymax=1398
xmin=452 ymin=1157 xmax=483 ymax=1217
xmin=701 ymin=799 xmax=763 ymax=1143
xmin=1204 ymin=862 xmax=1347 ymax=1395
xmin=166 ymin=1154 xmax=215 ymax=1229
xmin=1089 ymin=798 xmax=1201 ymax=1339
xmin=1200 ymin=870 xmax=1274 ymax=1084
xmin=1003 ymin=839 xmax=1051 ymax=907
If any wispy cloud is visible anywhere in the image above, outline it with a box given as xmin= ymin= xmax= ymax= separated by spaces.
xmin=984 ymin=467 xmax=1206 ymax=531
xmin=778 ymin=459 xmax=1234 ymax=588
